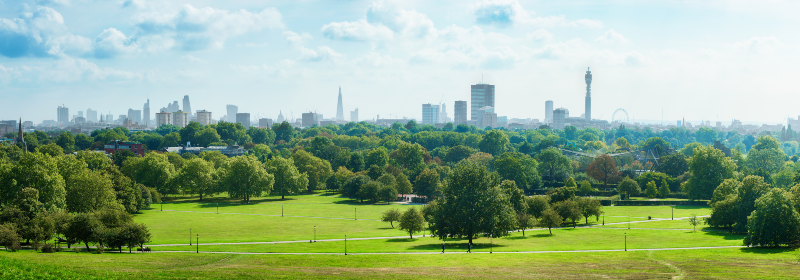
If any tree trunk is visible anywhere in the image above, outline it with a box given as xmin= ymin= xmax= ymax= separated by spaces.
xmin=522 ymin=229 xmax=525 ymax=236
xmin=390 ymin=222 xmax=394 ymax=228
xmin=85 ymin=242 xmax=90 ymax=252
xmin=573 ymin=221 xmax=576 ymax=228
xmin=200 ymin=193 xmax=203 ymax=201
xmin=549 ymin=227 xmax=552 ymax=235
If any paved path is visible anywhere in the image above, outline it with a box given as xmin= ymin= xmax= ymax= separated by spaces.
xmin=134 ymin=245 xmax=747 ymax=255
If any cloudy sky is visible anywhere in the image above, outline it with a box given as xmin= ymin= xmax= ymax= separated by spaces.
xmin=1 ymin=0 xmax=798 ymax=125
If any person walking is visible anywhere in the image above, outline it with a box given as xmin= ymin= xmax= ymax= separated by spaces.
xmin=441 ymin=243 xmax=445 ymax=254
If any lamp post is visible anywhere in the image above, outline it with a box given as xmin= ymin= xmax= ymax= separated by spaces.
xmin=354 ymin=208 xmax=357 ymax=220
xmin=161 ymin=200 xmax=163 ymax=211
xmin=282 ymin=205 xmax=284 ymax=217
xmin=628 ymin=216 xmax=630 ymax=229
xmin=671 ymin=206 xmax=674 ymax=220
xmin=345 ymin=235 xmax=347 ymax=255
xmin=602 ymin=215 xmax=605 ymax=225
xmin=190 ymin=228 xmax=192 ymax=246
xmin=217 ymin=203 xmax=219 ymax=214
xmin=314 ymin=226 xmax=317 ymax=242
xmin=490 ymin=234 xmax=493 ymax=254
xmin=196 ymin=234 xmax=199 ymax=253
xmin=624 ymin=232 xmax=627 ymax=252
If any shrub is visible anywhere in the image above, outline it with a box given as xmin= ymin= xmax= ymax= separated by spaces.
xmin=41 ymin=243 xmax=56 ymax=253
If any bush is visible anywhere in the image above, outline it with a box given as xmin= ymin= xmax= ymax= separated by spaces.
xmin=599 ymin=200 xmax=612 ymax=206
xmin=73 ymin=247 xmax=81 ymax=253
xmin=41 ymin=243 xmax=57 ymax=253
xmin=93 ymin=245 xmax=104 ymax=254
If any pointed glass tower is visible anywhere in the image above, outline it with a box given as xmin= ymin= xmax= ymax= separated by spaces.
xmin=336 ymin=86 xmax=344 ymax=121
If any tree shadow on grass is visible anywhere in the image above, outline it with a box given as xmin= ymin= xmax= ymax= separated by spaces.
xmin=738 ymin=247 xmax=797 ymax=254
xmin=697 ymin=231 xmax=745 ymax=241
xmin=408 ymin=242 xmax=508 ymax=251
xmin=507 ymin=233 xmax=554 ymax=239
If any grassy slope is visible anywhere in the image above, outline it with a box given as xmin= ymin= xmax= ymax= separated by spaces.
xmin=3 ymin=248 xmax=799 ymax=279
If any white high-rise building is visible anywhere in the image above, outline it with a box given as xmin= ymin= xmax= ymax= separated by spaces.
xmin=86 ymin=108 xmax=98 ymax=122
xmin=350 ymin=108 xmax=358 ymax=123
xmin=57 ymin=106 xmax=69 ymax=125
xmin=183 ymin=95 xmax=192 ymax=117
xmin=173 ymin=110 xmax=189 ymax=128
xmin=545 ymin=100 xmax=554 ymax=123
xmin=422 ymin=104 xmax=440 ymax=125
xmin=156 ymin=111 xmax=171 ymax=127
xmin=197 ymin=110 xmax=212 ymax=126
xmin=143 ymin=99 xmax=151 ymax=127
xmin=226 ymin=105 xmax=238 ymax=123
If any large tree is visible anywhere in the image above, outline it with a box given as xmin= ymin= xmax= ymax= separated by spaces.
xmin=429 ymin=162 xmax=517 ymax=244
xmin=657 ymin=153 xmax=689 ymax=177
xmin=587 ymin=154 xmax=619 ymax=188
xmin=0 ymin=152 xmax=66 ymax=211
xmin=171 ymin=158 xmax=218 ymax=200
xmin=478 ymin=130 xmax=509 ymax=156
xmin=399 ymin=207 xmax=425 ymax=239
xmin=733 ymin=175 xmax=770 ymax=233
xmin=222 ymin=155 xmax=274 ymax=203
xmin=536 ymin=147 xmax=572 ymax=184
xmin=122 ymin=152 xmax=176 ymax=195
xmin=267 ymin=156 xmax=309 ymax=199
xmin=65 ymin=169 xmax=117 ymax=213
xmin=744 ymin=188 xmax=800 ymax=247
xmin=414 ymin=168 xmax=442 ymax=198
xmin=292 ymin=150 xmax=333 ymax=192
xmin=684 ymin=145 xmax=736 ymax=200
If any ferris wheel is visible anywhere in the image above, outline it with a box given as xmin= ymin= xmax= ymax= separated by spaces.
xmin=612 ymin=108 xmax=629 ymax=123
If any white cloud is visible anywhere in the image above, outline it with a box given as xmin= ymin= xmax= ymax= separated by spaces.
xmin=527 ymin=29 xmax=553 ymax=42
xmin=0 ymin=6 xmax=92 ymax=58
xmin=726 ymin=36 xmax=780 ymax=54
xmin=131 ymin=4 xmax=284 ymax=51
xmin=298 ymin=45 xmax=344 ymax=62
xmin=322 ymin=1 xmax=435 ymax=42
xmin=94 ymin=28 xmax=139 ymax=58
xmin=471 ymin=0 xmax=603 ymax=28
xmin=282 ymin=30 xmax=313 ymax=46
xmin=595 ymin=29 xmax=628 ymax=44
xmin=0 ymin=57 xmax=141 ymax=83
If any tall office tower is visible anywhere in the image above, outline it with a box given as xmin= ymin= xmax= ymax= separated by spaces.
xmin=585 ymin=67 xmax=592 ymax=120
xmin=302 ymin=112 xmax=319 ymax=127
xmin=439 ymin=103 xmax=448 ymax=123
xmin=57 ymin=106 xmax=69 ymax=125
xmin=106 ymin=114 xmax=113 ymax=123
xmin=86 ymin=108 xmax=97 ymax=122
xmin=182 ymin=95 xmax=192 ymax=117
xmin=422 ymin=104 xmax=440 ymax=125
xmin=143 ymin=98 xmax=150 ymax=127
xmin=236 ymin=113 xmax=251 ymax=129
xmin=197 ymin=110 xmax=212 ymax=126
xmin=350 ymin=108 xmax=359 ymax=123
xmin=226 ymin=105 xmax=238 ymax=123
xmin=277 ymin=111 xmax=285 ymax=123
xmin=454 ymin=101 xmax=467 ymax=125
xmin=476 ymin=106 xmax=495 ymax=128
xmin=258 ymin=118 xmax=273 ymax=128
xmin=156 ymin=110 xmax=171 ymax=127
xmin=78 ymin=111 xmax=84 ymax=118
xmin=173 ymin=110 xmax=189 ymax=128
xmin=553 ymin=108 xmax=569 ymax=129
xmin=471 ymin=84 xmax=495 ymax=120
xmin=127 ymin=109 xmax=142 ymax=125
xmin=336 ymin=86 xmax=344 ymax=121
xmin=545 ymin=100 xmax=553 ymax=123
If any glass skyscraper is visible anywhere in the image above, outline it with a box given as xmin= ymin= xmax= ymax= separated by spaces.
xmin=470 ymin=84 xmax=495 ymax=121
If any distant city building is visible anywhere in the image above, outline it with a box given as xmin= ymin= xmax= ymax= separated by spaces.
xmin=197 ymin=110 xmax=212 ymax=126
xmin=0 ymin=120 xmax=16 ymax=135
xmin=259 ymin=118 xmax=273 ymax=128
xmin=74 ymin=117 xmax=86 ymax=124
xmin=182 ymin=95 xmax=192 ymax=117
xmin=105 ymin=114 xmax=113 ymax=123
xmin=236 ymin=113 xmax=251 ymax=129
xmin=585 ymin=67 xmax=592 ymax=120
xmin=302 ymin=112 xmax=320 ymax=127
xmin=86 ymin=108 xmax=97 ymax=122
xmin=143 ymin=99 xmax=150 ymax=127
xmin=118 ymin=115 xmax=126 ymax=124
xmin=226 ymin=105 xmax=238 ymax=123
xmin=440 ymin=103 xmax=448 ymax=123
xmin=104 ymin=141 xmax=145 ymax=156
xmin=788 ymin=116 xmax=800 ymax=129
xmin=57 ymin=106 xmax=69 ymax=125
xmin=350 ymin=108 xmax=358 ymax=123
xmin=422 ymin=104 xmax=440 ymax=125
xmin=277 ymin=111 xmax=285 ymax=123
xmin=22 ymin=121 xmax=32 ymax=128
xmin=165 ymin=145 xmax=245 ymax=158
xmin=78 ymin=111 xmax=84 ymax=118
xmin=471 ymin=84 xmax=495 ymax=121
xmin=553 ymin=107 xmax=569 ymax=129
xmin=545 ymin=100 xmax=553 ymax=123
xmin=477 ymin=106 xmax=496 ymax=128
xmin=336 ymin=86 xmax=344 ymax=121
xmin=173 ymin=110 xmax=189 ymax=127
xmin=498 ymin=116 xmax=507 ymax=127
xmin=454 ymin=101 xmax=467 ymax=125
xmin=156 ymin=110 xmax=171 ymax=127
xmin=127 ymin=109 xmax=142 ymax=125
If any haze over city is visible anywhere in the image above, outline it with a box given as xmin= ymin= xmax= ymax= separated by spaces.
xmin=1 ymin=0 xmax=798 ymax=124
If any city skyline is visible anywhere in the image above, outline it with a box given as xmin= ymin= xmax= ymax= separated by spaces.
xmin=1 ymin=0 xmax=798 ymax=124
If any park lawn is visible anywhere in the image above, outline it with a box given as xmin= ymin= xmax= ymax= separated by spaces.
xmin=601 ymin=205 xmax=711 ymax=219
xmin=596 ymin=219 xmax=718 ymax=230
xmin=153 ymin=227 xmax=743 ymax=253
xmin=151 ymin=193 xmax=416 ymax=221
xmin=135 ymin=210 xmax=408 ymax=245
xmin=3 ymin=248 xmax=798 ymax=279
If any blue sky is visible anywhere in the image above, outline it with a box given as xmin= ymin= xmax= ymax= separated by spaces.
xmin=1 ymin=0 xmax=798 ymax=124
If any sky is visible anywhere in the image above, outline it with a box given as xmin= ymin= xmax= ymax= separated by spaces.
xmin=1 ymin=0 xmax=798 ymax=125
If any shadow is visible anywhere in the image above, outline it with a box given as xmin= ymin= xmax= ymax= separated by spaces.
xmin=674 ymin=205 xmax=711 ymax=210
xmin=738 ymin=247 xmax=797 ymax=254
xmin=332 ymin=200 xmax=383 ymax=206
xmin=408 ymin=241 xmax=509 ymax=251
xmin=386 ymin=238 xmax=417 ymax=243
xmin=699 ymin=231 xmax=745 ymax=241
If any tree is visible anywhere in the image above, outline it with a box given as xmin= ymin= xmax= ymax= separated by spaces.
xmin=478 ymin=130 xmax=509 ymax=156
xmin=65 ymin=212 xmax=102 ymax=251
xmin=267 ymin=157 xmax=309 ymax=199
xmin=579 ymin=180 xmax=593 ymax=196
xmin=194 ymin=128 xmax=222 ymax=147
xmin=733 ymin=175 xmax=770 ymax=233
xmin=414 ymin=169 xmax=441 ymax=198
xmin=658 ymin=178 xmax=671 ymax=198
xmin=683 ymin=145 xmax=736 ymax=200
xmin=292 ymin=150 xmax=333 ymax=192
xmin=272 ymin=121 xmax=295 ymax=144
xmin=687 ymin=215 xmax=701 ymax=231
xmin=180 ymin=122 xmax=203 ymax=145
xmin=37 ymin=144 xmax=64 ymax=157
xmin=74 ymin=133 xmax=94 ymax=151
xmin=394 ymin=142 xmax=425 ymax=170
xmin=635 ymin=172 xmax=674 ymax=193
xmin=525 ymin=196 xmax=550 ymax=219
xmin=111 ymin=149 xmax=135 ymax=167
xmin=494 ymin=152 xmax=541 ymax=193
xmin=329 ymin=166 xmax=354 ymax=193
xmin=55 ymin=132 xmax=75 ymax=153
xmin=76 ymin=150 xmax=112 ymax=171
xmin=744 ymin=188 xmax=800 ymax=247
xmin=516 ymin=212 xmax=535 ymax=236
xmin=645 ymin=181 xmax=658 ymax=198
xmin=658 ymin=153 xmax=689 ymax=177
xmin=399 ymin=207 xmax=425 ymax=239
xmin=618 ymin=177 xmax=640 ymax=199
xmin=381 ymin=209 xmax=401 ymax=228
xmin=347 ymin=152 xmax=365 ymax=172
xmin=344 ymin=175 xmax=371 ymax=202
xmin=587 ymin=154 xmax=619 ymax=188
xmin=172 ymin=158 xmax=218 ymax=200
xmin=445 ymin=145 xmax=476 ymax=163
xmin=0 ymin=152 xmax=67 ymax=211
xmin=539 ymin=209 xmax=563 ymax=235
xmin=247 ymin=127 xmax=276 ymax=145
xmin=357 ymin=181 xmax=380 ymax=202
xmin=536 ymin=147 xmax=572 ymax=183
xmin=122 ymin=152 xmax=175 ymax=195
xmin=378 ymin=185 xmax=398 ymax=204
xmin=159 ymin=132 xmax=181 ymax=149
xmin=746 ymin=148 xmax=786 ymax=174
xmin=366 ymin=148 xmax=389 ymax=167
xmin=553 ymin=200 xmax=582 ymax=228
xmin=575 ymin=197 xmax=603 ymax=224
xmin=395 ymin=173 xmax=413 ymax=196
xmin=65 ymin=170 xmax=117 ymax=213
xmin=222 ymin=155 xmax=275 ymax=203
xmin=429 ymin=162 xmax=517 ymax=244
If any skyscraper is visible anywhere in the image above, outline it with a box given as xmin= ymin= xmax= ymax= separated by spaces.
xmin=226 ymin=105 xmax=238 ymax=123
xmin=439 ymin=103 xmax=448 ymax=123
xmin=173 ymin=110 xmax=188 ymax=128
xmin=336 ymin=86 xmax=344 ymax=121
xmin=156 ymin=110 xmax=171 ymax=127
xmin=143 ymin=98 xmax=150 ymax=127
xmin=127 ymin=109 xmax=142 ymax=124
xmin=454 ymin=101 xmax=467 ymax=125
xmin=78 ymin=111 xmax=84 ymax=118
xmin=57 ymin=106 xmax=69 ymax=125
xmin=350 ymin=108 xmax=358 ymax=122
xmin=585 ymin=67 xmax=592 ymax=120
xmin=545 ymin=100 xmax=553 ymax=123
xmin=86 ymin=108 xmax=97 ymax=122
xmin=197 ymin=110 xmax=212 ymax=126
xmin=422 ymin=104 xmax=440 ymax=125
xmin=236 ymin=113 xmax=251 ymax=129
xmin=183 ymin=95 xmax=192 ymax=117
xmin=471 ymin=84 xmax=495 ymax=121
